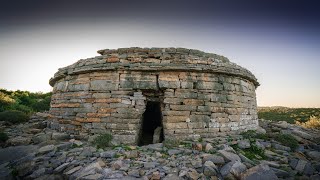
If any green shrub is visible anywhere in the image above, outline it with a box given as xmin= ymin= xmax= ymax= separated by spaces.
xmin=0 ymin=110 xmax=29 ymax=124
xmin=0 ymin=131 xmax=8 ymax=143
xmin=275 ymin=133 xmax=299 ymax=150
xmin=240 ymin=130 xmax=268 ymax=141
xmin=92 ymin=133 xmax=113 ymax=149
xmin=0 ymin=89 xmax=52 ymax=114
xmin=163 ymin=139 xmax=181 ymax=149
xmin=242 ymin=143 xmax=266 ymax=160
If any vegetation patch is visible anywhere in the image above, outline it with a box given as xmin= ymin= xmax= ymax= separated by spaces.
xmin=234 ymin=142 xmax=266 ymax=160
xmin=0 ymin=110 xmax=29 ymax=124
xmin=236 ymin=130 xmax=268 ymax=160
xmin=240 ymin=130 xmax=269 ymax=141
xmin=163 ymin=139 xmax=180 ymax=148
xmin=258 ymin=107 xmax=320 ymax=123
xmin=180 ymin=141 xmax=193 ymax=149
xmin=0 ymin=131 xmax=8 ymax=143
xmin=0 ymin=89 xmax=51 ymax=114
xmin=296 ymin=115 xmax=320 ymax=129
xmin=92 ymin=133 xmax=113 ymax=149
xmin=274 ymin=133 xmax=299 ymax=150
xmin=0 ymin=89 xmax=52 ymax=124
xmin=242 ymin=145 xmax=266 ymax=160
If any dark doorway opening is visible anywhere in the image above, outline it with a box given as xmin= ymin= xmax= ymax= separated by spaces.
xmin=138 ymin=101 xmax=164 ymax=146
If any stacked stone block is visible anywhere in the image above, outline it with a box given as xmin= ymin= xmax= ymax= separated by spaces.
xmin=49 ymin=47 xmax=259 ymax=145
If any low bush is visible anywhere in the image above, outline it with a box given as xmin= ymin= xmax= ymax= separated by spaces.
xmin=296 ymin=116 xmax=320 ymax=129
xmin=0 ymin=131 xmax=8 ymax=143
xmin=275 ymin=133 xmax=299 ymax=150
xmin=92 ymin=133 xmax=113 ymax=149
xmin=240 ymin=130 xmax=268 ymax=141
xmin=242 ymin=144 xmax=266 ymax=160
xmin=0 ymin=110 xmax=29 ymax=124
xmin=163 ymin=139 xmax=180 ymax=149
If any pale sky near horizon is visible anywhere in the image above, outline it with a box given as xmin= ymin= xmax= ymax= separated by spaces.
xmin=1 ymin=0 xmax=320 ymax=108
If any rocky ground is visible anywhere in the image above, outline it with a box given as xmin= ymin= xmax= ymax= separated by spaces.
xmin=1 ymin=113 xmax=320 ymax=180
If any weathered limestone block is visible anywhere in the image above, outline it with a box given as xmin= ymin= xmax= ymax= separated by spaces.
xmin=162 ymin=111 xmax=190 ymax=116
xmin=86 ymin=113 xmax=110 ymax=118
xmin=90 ymin=80 xmax=118 ymax=91
xmin=163 ymin=116 xmax=189 ymax=123
xmin=75 ymin=117 xmax=101 ymax=123
xmin=178 ymin=72 xmax=197 ymax=81
xmin=189 ymin=115 xmax=211 ymax=123
xmin=54 ymin=81 xmax=68 ymax=92
xmin=197 ymin=81 xmax=223 ymax=90
xmin=159 ymin=72 xmax=180 ymax=89
xmin=197 ymin=93 xmax=212 ymax=100
xmin=175 ymin=89 xmax=198 ymax=98
xmin=188 ymin=121 xmax=207 ymax=129
xmin=164 ymin=122 xmax=188 ymax=129
xmin=51 ymin=103 xmax=81 ymax=108
xmin=163 ymin=98 xmax=183 ymax=105
xmin=153 ymin=127 xmax=162 ymax=143
xmin=197 ymin=106 xmax=212 ymax=112
xmin=181 ymin=81 xmax=194 ymax=89
xmin=197 ymin=74 xmax=219 ymax=82
xmin=120 ymin=73 xmax=157 ymax=89
xmin=183 ymin=99 xmax=204 ymax=106
xmin=170 ymin=105 xmax=197 ymax=111
xmin=92 ymin=93 xmax=111 ymax=99
xmin=229 ymin=115 xmax=241 ymax=122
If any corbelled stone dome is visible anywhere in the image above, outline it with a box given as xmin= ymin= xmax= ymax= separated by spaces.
xmin=49 ymin=47 xmax=259 ymax=145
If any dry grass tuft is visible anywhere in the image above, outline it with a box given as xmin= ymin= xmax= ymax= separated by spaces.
xmin=296 ymin=115 xmax=320 ymax=129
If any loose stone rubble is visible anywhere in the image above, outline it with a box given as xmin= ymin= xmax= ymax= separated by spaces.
xmin=1 ymin=113 xmax=320 ymax=179
xmin=48 ymin=47 xmax=260 ymax=144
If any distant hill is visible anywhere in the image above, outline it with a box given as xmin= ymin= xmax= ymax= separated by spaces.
xmin=258 ymin=106 xmax=320 ymax=123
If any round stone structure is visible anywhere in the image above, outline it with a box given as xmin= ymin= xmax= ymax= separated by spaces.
xmin=49 ymin=47 xmax=259 ymax=145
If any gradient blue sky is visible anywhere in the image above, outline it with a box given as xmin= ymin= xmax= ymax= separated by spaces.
xmin=1 ymin=0 xmax=319 ymax=107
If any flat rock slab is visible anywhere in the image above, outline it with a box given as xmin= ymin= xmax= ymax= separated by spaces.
xmin=0 ymin=145 xmax=38 ymax=165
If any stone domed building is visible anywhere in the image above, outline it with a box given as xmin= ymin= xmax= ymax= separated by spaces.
xmin=48 ymin=47 xmax=259 ymax=145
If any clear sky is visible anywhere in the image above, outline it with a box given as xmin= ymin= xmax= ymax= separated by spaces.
xmin=0 ymin=0 xmax=320 ymax=107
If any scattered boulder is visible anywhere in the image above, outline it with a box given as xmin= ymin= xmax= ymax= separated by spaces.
xmin=221 ymin=161 xmax=247 ymax=178
xmin=292 ymin=129 xmax=313 ymax=140
xmin=241 ymin=164 xmax=278 ymax=180
xmin=32 ymin=133 xmax=51 ymax=144
xmin=125 ymin=150 xmax=139 ymax=158
xmin=202 ymin=154 xmax=225 ymax=165
xmin=271 ymin=168 xmax=290 ymax=178
xmin=99 ymin=150 xmax=116 ymax=158
xmin=51 ymin=132 xmax=70 ymax=141
xmin=7 ymin=136 xmax=31 ymax=146
xmin=144 ymin=162 xmax=158 ymax=169
xmin=218 ymin=150 xmax=241 ymax=162
xmin=153 ymin=127 xmax=162 ymax=144
xmin=306 ymin=151 xmax=320 ymax=161
xmin=204 ymin=143 xmax=213 ymax=152
xmin=28 ymin=167 xmax=46 ymax=179
xmin=168 ymin=149 xmax=183 ymax=156
xmin=38 ymin=144 xmax=55 ymax=154
xmin=238 ymin=139 xmax=251 ymax=149
xmin=146 ymin=143 xmax=163 ymax=151
xmin=274 ymin=121 xmax=288 ymax=129
xmin=203 ymin=161 xmax=218 ymax=176
xmin=272 ymin=143 xmax=291 ymax=151
xmin=54 ymin=162 xmax=70 ymax=173
xmin=192 ymin=143 xmax=202 ymax=151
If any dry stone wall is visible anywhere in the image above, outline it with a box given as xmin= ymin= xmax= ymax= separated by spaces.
xmin=49 ymin=47 xmax=259 ymax=145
